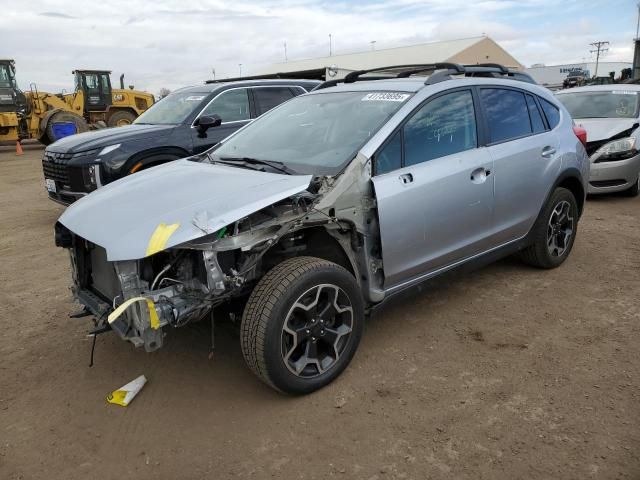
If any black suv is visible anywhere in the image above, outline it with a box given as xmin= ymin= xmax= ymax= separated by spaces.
xmin=42 ymin=79 xmax=319 ymax=205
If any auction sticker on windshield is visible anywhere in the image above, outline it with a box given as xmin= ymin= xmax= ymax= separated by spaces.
xmin=362 ymin=93 xmax=410 ymax=102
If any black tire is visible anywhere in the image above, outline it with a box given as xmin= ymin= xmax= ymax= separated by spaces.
xmin=241 ymin=256 xmax=364 ymax=395
xmin=45 ymin=111 xmax=89 ymax=143
xmin=519 ymin=187 xmax=578 ymax=269
xmin=624 ymin=176 xmax=639 ymax=197
xmin=107 ymin=110 xmax=137 ymax=127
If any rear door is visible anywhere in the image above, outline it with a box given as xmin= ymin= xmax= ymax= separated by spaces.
xmin=479 ymin=88 xmax=561 ymax=244
xmin=191 ymin=87 xmax=251 ymax=153
xmin=372 ymin=88 xmax=495 ymax=288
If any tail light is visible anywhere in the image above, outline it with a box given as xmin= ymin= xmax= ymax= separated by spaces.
xmin=573 ymin=125 xmax=587 ymax=146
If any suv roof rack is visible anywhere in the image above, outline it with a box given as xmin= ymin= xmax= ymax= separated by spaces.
xmin=314 ymin=62 xmax=521 ymax=90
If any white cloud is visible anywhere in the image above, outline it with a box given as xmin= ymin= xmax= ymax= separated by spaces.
xmin=0 ymin=0 xmax=635 ymax=95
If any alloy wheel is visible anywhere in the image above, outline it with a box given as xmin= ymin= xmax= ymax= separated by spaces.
xmin=281 ymin=284 xmax=353 ymax=378
xmin=547 ymin=200 xmax=574 ymax=257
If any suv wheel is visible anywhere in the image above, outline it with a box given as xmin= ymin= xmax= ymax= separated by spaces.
xmin=519 ymin=187 xmax=578 ymax=269
xmin=241 ymin=256 xmax=364 ymax=394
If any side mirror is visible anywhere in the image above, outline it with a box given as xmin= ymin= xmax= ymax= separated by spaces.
xmin=196 ymin=114 xmax=222 ymax=137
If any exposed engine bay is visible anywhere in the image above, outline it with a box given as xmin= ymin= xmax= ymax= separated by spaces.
xmin=56 ymin=156 xmax=383 ymax=352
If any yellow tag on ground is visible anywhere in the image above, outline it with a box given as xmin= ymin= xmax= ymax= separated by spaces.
xmin=146 ymin=223 xmax=179 ymax=257
xmin=107 ymin=390 xmax=128 ymax=406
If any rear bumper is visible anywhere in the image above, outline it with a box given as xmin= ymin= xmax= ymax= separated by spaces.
xmin=588 ymin=153 xmax=640 ymax=194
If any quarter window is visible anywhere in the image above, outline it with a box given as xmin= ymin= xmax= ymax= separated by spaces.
xmin=253 ymin=87 xmax=295 ymax=116
xmin=480 ymin=88 xmax=532 ymax=143
xmin=526 ymin=94 xmax=546 ymax=133
xmin=404 ymin=90 xmax=477 ymax=167
xmin=201 ymin=88 xmax=250 ymax=123
xmin=539 ymin=98 xmax=560 ymax=129
xmin=376 ymin=131 xmax=402 ymax=174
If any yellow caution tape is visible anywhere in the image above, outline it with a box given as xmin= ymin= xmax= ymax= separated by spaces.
xmin=145 ymin=223 xmax=180 ymax=257
xmin=108 ymin=296 xmax=160 ymax=330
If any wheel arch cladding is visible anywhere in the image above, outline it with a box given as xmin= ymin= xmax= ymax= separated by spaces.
xmin=556 ymin=173 xmax=585 ymax=216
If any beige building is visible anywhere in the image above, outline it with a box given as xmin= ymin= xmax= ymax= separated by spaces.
xmin=249 ymin=36 xmax=523 ymax=80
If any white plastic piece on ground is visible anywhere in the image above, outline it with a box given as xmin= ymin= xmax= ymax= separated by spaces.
xmin=106 ymin=374 xmax=147 ymax=407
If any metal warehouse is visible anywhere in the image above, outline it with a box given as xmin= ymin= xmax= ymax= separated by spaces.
xmin=248 ymin=36 xmax=524 ymax=80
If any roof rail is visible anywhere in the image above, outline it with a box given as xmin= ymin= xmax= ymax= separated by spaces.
xmin=313 ymin=62 xmax=518 ymax=90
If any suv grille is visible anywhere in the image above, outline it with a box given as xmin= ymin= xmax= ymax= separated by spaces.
xmin=42 ymin=151 xmax=74 ymax=184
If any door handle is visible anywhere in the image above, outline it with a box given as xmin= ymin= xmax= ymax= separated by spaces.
xmin=541 ymin=146 xmax=556 ymax=158
xmin=470 ymin=167 xmax=491 ymax=184
xmin=399 ymin=173 xmax=413 ymax=184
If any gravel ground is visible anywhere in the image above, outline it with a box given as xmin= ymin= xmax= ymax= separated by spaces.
xmin=1 ymin=145 xmax=639 ymax=480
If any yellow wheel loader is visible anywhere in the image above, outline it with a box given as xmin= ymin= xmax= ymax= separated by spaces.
xmin=0 ymin=60 xmax=154 ymax=144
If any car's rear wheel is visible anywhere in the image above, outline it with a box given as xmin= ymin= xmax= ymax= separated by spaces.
xmin=519 ymin=187 xmax=578 ymax=269
xmin=241 ymin=256 xmax=364 ymax=395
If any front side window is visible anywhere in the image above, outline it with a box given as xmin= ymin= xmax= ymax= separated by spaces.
xmin=404 ymin=90 xmax=477 ymax=167
xmin=134 ymin=91 xmax=210 ymax=125
xmin=212 ymin=91 xmax=411 ymax=175
xmin=200 ymin=88 xmax=250 ymax=123
xmin=253 ymin=87 xmax=295 ymax=116
xmin=556 ymin=91 xmax=639 ymax=119
xmin=84 ymin=74 xmax=99 ymax=90
xmin=480 ymin=88 xmax=532 ymax=143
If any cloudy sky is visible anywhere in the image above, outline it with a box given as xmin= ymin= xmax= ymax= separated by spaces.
xmin=0 ymin=0 xmax=637 ymax=95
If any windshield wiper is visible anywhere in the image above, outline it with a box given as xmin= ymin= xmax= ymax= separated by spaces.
xmin=217 ymin=156 xmax=296 ymax=175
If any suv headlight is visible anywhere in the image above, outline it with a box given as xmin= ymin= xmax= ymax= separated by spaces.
xmin=82 ymin=164 xmax=99 ymax=190
xmin=593 ymin=137 xmax=637 ymax=162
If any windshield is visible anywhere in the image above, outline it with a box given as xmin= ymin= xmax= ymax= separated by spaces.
xmin=134 ymin=91 xmax=209 ymax=125
xmin=211 ymin=91 xmax=411 ymax=175
xmin=557 ymin=91 xmax=640 ymax=119
xmin=0 ymin=64 xmax=15 ymax=88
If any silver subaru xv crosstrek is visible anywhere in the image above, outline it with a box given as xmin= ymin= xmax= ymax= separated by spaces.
xmin=55 ymin=63 xmax=589 ymax=394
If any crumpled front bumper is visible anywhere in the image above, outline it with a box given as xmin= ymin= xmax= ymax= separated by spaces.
xmin=588 ymin=152 xmax=640 ymax=194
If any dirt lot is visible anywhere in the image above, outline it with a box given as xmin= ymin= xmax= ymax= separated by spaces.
xmin=1 ymin=145 xmax=639 ymax=480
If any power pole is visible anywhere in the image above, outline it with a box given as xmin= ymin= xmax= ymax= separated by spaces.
xmin=329 ymin=34 xmax=333 ymax=56
xmin=284 ymin=42 xmax=288 ymax=62
xmin=589 ymin=41 xmax=609 ymax=77
xmin=238 ymin=64 xmax=242 ymax=78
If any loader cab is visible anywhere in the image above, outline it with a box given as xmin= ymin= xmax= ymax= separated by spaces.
xmin=0 ymin=59 xmax=26 ymax=113
xmin=73 ymin=70 xmax=112 ymax=112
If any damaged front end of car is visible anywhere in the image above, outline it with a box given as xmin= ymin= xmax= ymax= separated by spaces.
xmin=55 ymin=157 xmax=382 ymax=352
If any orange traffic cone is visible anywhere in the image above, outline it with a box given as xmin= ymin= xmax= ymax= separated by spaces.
xmin=15 ymin=141 xmax=24 ymax=156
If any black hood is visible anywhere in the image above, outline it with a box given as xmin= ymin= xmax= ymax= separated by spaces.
xmin=46 ymin=124 xmax=177 ymax=154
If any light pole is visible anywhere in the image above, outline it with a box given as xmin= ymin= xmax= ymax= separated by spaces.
xmin=329 ymin=34 xmax=333 ymax=56
xmin=284 ymin=42 xmax=288 ymax=62
xmin=211 ymin=68 xmax=216 ymax=81
xmin=239 ymin=64 xmax=242 ymax=78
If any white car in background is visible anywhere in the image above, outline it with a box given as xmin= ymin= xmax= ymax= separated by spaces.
xmin=556 ymin=85 xmax=640 ymax=197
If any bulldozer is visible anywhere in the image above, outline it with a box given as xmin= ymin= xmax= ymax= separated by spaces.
xmin=0 ymin=59 xmax=154 ymax=145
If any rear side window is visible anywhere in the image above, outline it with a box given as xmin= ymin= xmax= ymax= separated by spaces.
xmin=526 ymin=94 xmax=546 ymax=133
xmin=539 ymin=98 xmax=561 ymax=129
xmin=404 ymin=90 xmax=477 ymax=167
xmin=253 ymin=87 xmax=295 ymax=116
xmin=480 ymin=88 xmax=531 ymax=143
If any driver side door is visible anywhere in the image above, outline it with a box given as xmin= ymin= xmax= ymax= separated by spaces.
xmin=191 ymin=88 xmax=251 ymax=154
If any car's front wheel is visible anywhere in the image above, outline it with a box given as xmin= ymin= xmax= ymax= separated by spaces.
xmin=241 ymin=256 xmax=364 ymax=394
xmin=519 ymin=187 xmax=578 ymax=269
